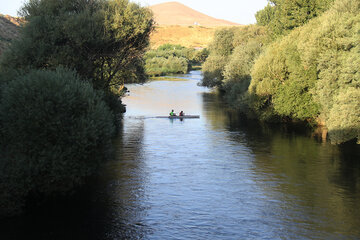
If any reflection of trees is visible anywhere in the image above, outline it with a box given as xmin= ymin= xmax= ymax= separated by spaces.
xmin=98 ymin=118 xmax=151 ymax=239
xmin=202 ymin=92 xmax=360 ymax=237
xmin=202 ymin=92 xmax=243 ymax=130
xmin=254 ymin=136 xmax=360 ymax=236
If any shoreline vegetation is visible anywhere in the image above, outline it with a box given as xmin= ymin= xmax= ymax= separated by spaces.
xmin=0 ymin=0 xmax=358 ymax=219
xmin=0 ymin=0 xmax=154 ymax=217
xmin=144 ymin=43 xmax=208 ymax=77
xmin=200 ymin=0 xmax=359 ymax=145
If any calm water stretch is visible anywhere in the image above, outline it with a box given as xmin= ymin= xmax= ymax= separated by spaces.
xmin=2 ymin=71 xmax=360 ymax=239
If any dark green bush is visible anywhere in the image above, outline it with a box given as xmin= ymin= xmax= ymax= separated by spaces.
xmin=0 ymin=68 xmax=115 ymax=217
xmin=0 ymin=0 xmax=154 ymax=90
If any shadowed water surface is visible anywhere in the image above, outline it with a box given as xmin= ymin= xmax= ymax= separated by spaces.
xmin=1 ymin=71 xmax=360 ymax=239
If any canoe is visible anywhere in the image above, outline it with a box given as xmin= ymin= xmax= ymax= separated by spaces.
xmin=156 ymin=115 xmax=200 ymax=119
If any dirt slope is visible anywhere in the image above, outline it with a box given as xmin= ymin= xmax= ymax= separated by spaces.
xmin=0 ymin=14 xmax=23 ymax=55
xmin=150 ymin=25 xmax=217 ymax=49
xmin=149 ymin=1 xmax=240 ymax=26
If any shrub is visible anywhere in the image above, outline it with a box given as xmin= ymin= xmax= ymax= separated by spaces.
xmin=209 ymin=28 xmax=235 ymax=56
xmin=201 ymin=55 xmax=228 ymax=88
xmin=0 ymin=68 xmax=115 ymax=216
xmin=145 ymin=55 xmax=189 ymax=76
xmin=144 ymin=44 xmax=193 ymax=76
xmin=327 ymin=87 xmax=360 ymax=144
xmin=0 ymin=0 xmax=154 ymax=89
xmin=250 ymin=0 xmax=359 ymax=143
xmin=251 ymin=37 xmax=320 ymax=121
xmin=255 ymin=0 xmax=335 ymax=37
xmin=192 ymin=48 xmax=209 ymax=64
xmin=201 ymin=25 xmax=268 ymax=88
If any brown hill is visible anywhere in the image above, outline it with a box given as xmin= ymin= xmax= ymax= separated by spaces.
xmin=0 ymin=14 xmax=23 ymax=55
xmin=149 ymin=1 xmax=240 ymax=26
xmin=150 ymin=25 xmax=216 ymax=49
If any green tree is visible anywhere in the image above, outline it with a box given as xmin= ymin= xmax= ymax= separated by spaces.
xmin=144 ymin=44 xmax=194 ymax=76
xmin=192 ymin=48 xmax=209 ymax=64
xmin=256 ymin=0 xmax=334 ymax=37
xmin=201 ymin=25 xmax=268 ymax=89
xmin=201 ymin=55 xmax=228 ymax=88
xmin=255 ymin=4 xmax=275 ymax=27
xmin=250 ymin=0 xmax=359 ymax=143
xmin=145 ymin=56 xmax=188 ymax=76
xmin=222 ymin=39 xmax=264 ymax=110
xmin=0 ymin=68 xmax=115 ymax=216
xmin=209 ymin=28 xmax=235 ymax=56
xmin=0 ymin=0 xmax=154 ymax=90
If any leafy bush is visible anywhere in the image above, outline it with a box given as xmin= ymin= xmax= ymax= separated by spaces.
xmin=250 ymin=36 xmax=320 ymax=121
xmin=201 ymin=25 xmax=268 ymax=88
xmin=144 ymin=44 xmax=193 ymax=76
xmin=223 ymin=39 xmax=263 ymax=89
xmin=192 ymin=48 xmax=209 ymax=64
xmin=201 ymin=55 xmax=228 ymax=88
xmin=327 ymin=87 xmax=360 ymax=144
xmin=0 ymin=68 xmax=115 ymax=217
xmin=250 ymin=0 xmax=359 ymax=143
xmin=256 ymin=0 xmax=335 ymax=38
xmin=145 ymin=56 xmax=188 ymax=76
xmin=209 ymin=28 xmax=235 ymax=56
xmin=0 ymin=0 xmax=154 ymax=89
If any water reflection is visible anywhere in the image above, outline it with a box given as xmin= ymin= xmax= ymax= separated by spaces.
xmin=99 ymin=118 xmax=151 ymax=239
xmin=202 ymin=91 xmax=360 ymax=239
xmin=1 ymin=71 xmax=359 ymax=239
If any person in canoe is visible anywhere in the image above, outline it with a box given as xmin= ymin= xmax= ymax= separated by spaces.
xmin=169 ymin=109 xmax=176 ymax=116
xmin=179 ymin=111 xmax=184 ymax=116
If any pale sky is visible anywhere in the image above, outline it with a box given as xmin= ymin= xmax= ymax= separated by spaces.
xmin=0 ymin=0 xmax=268 ymax=25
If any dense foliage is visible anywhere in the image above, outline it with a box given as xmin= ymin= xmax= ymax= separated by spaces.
xmin=0 ymin=0 xmax=154 ymax=89
xmin=251 ymin=0 xmax=359 ymax=143
xmin=256 ymin=0 xmax=334 ymax=38
xmin=144 ymin=44 xmax=208 ymax=76
xmin=201 ymin=25 xmax=269 ymax=90
xmin=204 ymin=0 xmax=359 ymax=144
xmin=0 ymin=68 xmax=115 ymax=216
xmin=0 ymin=0 xmax=154 ymax=217
xmin=250 ymin=35 xmax=320 ymax=121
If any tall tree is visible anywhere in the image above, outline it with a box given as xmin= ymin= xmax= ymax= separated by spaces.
xmin=0 ymin=0 xmax=154 ymax=90
xmin=256 ymin=0 xmax=334 ymax=37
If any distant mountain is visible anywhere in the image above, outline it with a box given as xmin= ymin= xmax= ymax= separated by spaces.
xmin=149 ymin=2 xmax=240 ymax=26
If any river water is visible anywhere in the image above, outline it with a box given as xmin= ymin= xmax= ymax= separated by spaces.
xmin=2 ymin=71 xmax=360 ymax=239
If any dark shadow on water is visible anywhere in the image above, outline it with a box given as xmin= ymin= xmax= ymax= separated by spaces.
xmin=0 ymin=181 xmax=109 ymax=240
xmin=0 ymin=119 xmax=149 ymax=240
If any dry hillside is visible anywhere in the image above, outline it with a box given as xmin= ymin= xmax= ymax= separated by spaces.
xmin=0 ymin=3 xmax=241 ymax=54
xmin=0 ymin=14 xmax=23 ymax=55
xmin=150 ymin=25 xmax=216 ymax=49
xmin=149 ymin=2 xmax=240 ymax=27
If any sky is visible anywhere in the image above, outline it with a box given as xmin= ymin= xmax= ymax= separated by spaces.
xmin=0 ymin=0 xmax=268 ymax=25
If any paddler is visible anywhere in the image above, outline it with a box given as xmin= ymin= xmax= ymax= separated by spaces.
xmin=169 ymin=109 xmax=176 ymax=116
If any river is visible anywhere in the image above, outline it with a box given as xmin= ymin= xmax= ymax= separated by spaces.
xmin=1 ymin=71 xmax=360 ymax=239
